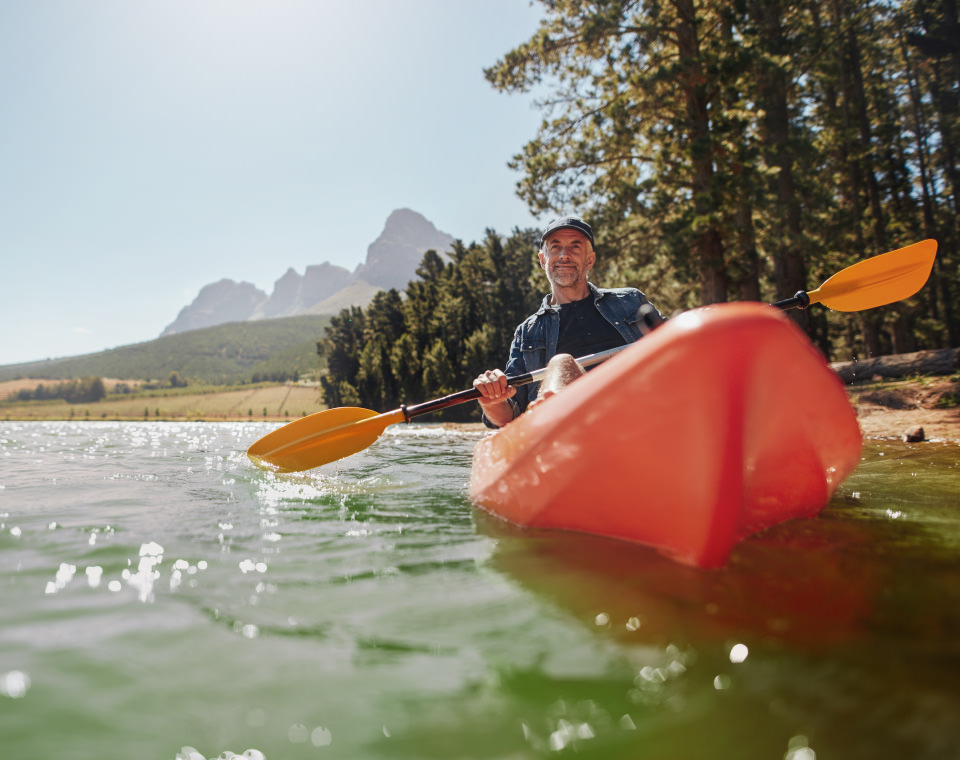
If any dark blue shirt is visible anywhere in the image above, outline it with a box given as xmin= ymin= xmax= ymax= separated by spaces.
xmin=557 ymin=295 xmax=628 ymax=358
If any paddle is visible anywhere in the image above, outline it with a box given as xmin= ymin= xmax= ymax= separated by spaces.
xmin=248 ymin=238 xmax=938 ymax=472
xmin=246 ymin=343 xmax=630 ymax=472
xmin=773 ymin=238 xmax=937 ymax=311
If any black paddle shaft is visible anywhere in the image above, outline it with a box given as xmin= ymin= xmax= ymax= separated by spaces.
xmin=399 ymin=342 xmax=634 ymax=422
xmin=401 ymin=370 xmax=539 ymax=421
xmin=773 ymin=290 xmax=811 ymax=310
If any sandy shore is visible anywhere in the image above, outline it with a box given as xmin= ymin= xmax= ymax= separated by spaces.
xmin=849 ymin=377 xmax=959 ymax=443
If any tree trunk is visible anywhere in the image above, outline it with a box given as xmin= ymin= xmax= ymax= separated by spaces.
xmin=929 ymin=0 xmax=960 ymax=345
xmin=733 ymin=203 xmax=762 ymax=302
xmin=831 ymin=347 xmax=959 ymax=382
xmin=674 ymin=0 xmax=727 ymax=305
xmin=898 ymin=20 xmax=944 ymax=329
xmin=890 ymin=313 xmax=918 ymax=354
xmin=719 ymin=5 xmax=761 ymax=303
xmin=843 ymin=4 xmax=889 ymax=253
xmin=751 ymin=0 xmax=809 ymax=305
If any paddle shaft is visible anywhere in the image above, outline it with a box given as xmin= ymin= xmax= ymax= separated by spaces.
xmin=773 ymin=290 xmax=811 ymax=310
xmin=401 ymin=343 xmax=630 ymax=420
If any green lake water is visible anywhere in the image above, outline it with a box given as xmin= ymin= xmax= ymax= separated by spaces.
xmin=1 ymin=421 xmax=958 ymax=759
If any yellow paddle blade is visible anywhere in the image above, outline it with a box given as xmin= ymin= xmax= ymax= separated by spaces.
xmin=808 ymin=239 xmax=938 ymax=312
xmin=247 ymin=407 xmax=406 ymax=472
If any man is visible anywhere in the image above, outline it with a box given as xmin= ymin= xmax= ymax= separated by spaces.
xmin=473 ymin=216 xmax=661 ymax=428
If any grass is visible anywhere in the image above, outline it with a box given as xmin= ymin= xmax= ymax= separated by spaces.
xmin=935 ymin=393 xmax=958 ymax=409
xmin=0 ymin=314 xmax=331 ymax=384
xmin=0 ymin=381 xmax=327 ymax=421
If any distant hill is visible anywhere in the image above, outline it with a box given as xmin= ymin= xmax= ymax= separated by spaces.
xmin=0 ymin=315 xmax=331 ymax=384
xmin=2 ymin=208 xmax=453 ymax=382
xmin=161 ymin=208 xmax=454 ymax=336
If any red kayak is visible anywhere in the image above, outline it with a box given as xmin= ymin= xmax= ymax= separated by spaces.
xmin=469 ymin=303 xmax=863 ymax=568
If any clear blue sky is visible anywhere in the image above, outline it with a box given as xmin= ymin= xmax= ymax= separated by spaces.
xmin=0 ymin=1 xmax=547 ymax=365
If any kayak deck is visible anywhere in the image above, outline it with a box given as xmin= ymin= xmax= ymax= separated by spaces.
xmin=469 ymin=303 xmax=863 ymax=568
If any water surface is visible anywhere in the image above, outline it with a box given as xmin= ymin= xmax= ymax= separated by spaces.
xmin=1 ymin=421 xmax=958 ymax=759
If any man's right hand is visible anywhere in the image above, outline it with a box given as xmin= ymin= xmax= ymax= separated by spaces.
xmin=472 ymin=369 xmax=517 ymax=428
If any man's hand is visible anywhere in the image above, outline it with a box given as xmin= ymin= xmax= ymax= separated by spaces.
xmin=473 ymin=369 xmax=517 ymax=428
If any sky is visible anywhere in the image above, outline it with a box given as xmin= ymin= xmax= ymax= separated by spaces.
xmin=0 ymin=0 xmax=548 ymax=366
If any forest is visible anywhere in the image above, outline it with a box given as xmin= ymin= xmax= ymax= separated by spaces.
xmin=319 ymin=0 xmax=959 ymax=420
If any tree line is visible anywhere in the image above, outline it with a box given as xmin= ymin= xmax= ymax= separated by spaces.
xmin=14 ymin=377 xmax=106 ymax=404
xmin=319 ymin=0 xmax=958 ymax=417
xmin=319 ymin=232 xmax=543 ymax=420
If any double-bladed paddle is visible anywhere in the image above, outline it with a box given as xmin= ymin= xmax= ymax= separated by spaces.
xmin=248 ymin=238 xmax=938 ymax=472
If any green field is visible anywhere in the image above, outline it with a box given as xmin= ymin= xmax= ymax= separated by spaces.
xmin=0 ymin=381 xmax=326 ymax=421
xmin=0 ymin=314 xmax=335 ymax=421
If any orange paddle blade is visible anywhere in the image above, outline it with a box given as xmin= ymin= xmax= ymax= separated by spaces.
xmin=808 ymin=239 xmax=938 ymax=312
xmin=247 ymin=407 xmax=406 ymax=472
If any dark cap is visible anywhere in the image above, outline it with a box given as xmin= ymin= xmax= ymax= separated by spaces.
xmin=540 ymin=216 xmax=594 ymax=248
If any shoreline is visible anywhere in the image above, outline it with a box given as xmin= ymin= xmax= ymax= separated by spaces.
xmin=2 ymin=377 xmax=957 ymax=443
xmin=848 ymin=376 xmax=959 ymax=443
xmin=0 ymin=415 xmax=954 ymax=444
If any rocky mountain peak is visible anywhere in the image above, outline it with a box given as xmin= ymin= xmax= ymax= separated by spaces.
xmin=160 ymin=279 xmax=266 ymax=337
xmin=160 ymin=209 xmax=455 ymax=337
xmin=355 ymin=208 xmax=455 ymax=289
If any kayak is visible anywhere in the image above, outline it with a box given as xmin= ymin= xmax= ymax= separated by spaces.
xmin=468 ymin=303 xmax=863 ymax=568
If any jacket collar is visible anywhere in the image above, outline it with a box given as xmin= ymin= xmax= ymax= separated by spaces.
xmin=535 ymin=282 xmax=602 ymax=315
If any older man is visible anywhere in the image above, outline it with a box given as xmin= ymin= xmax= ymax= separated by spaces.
xmin=474 ymin=216 xmax=661 ymax=428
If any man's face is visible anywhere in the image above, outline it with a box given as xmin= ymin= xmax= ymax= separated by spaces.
xmin=538 ymin=229 xmax=595 ymax=290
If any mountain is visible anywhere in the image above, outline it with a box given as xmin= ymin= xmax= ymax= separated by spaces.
xmin=254 ymin=262 xmax=354 ymax=319
xmin=354 ymin=207 xmax=455 ymax=288
xmin=161 ymin=208 xmax=455 ymax=337
xmin=160 ymin=279 xmax=268 ymax=336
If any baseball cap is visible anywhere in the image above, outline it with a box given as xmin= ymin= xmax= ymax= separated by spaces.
xmin=540 ymin=216 xmax=595 ymax=248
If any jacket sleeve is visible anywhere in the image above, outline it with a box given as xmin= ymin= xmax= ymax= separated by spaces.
xmin=481 ymin=325 xmax=526 ymax=429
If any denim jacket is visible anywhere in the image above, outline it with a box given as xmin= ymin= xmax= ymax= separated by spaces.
xmin=483 ymin=282 xmax=659 ymax=428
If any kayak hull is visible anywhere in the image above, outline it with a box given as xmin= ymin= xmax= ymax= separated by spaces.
xmin=468 ymin=303 xmax=863 ymax=568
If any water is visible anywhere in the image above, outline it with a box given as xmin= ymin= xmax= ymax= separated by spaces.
xmin=1 ymin=421 xmax=958 ymax=760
